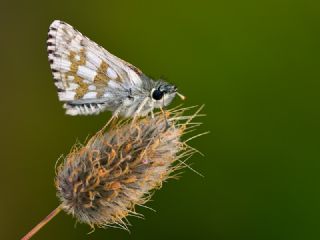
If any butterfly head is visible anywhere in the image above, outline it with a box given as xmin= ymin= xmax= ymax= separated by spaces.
xmin=151 ymin=81 xmax=185 ymax=108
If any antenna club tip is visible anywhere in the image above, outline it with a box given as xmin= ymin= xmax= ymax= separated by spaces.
xmin=177 ymin=92 xmax=186 ymax=101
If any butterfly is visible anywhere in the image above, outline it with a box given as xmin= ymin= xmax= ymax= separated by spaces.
xmin=47 ymin=20 xmax=185 ymax=118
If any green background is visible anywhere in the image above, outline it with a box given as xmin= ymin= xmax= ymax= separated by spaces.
xmin=1 ymin=0 xmax=319 ymax=239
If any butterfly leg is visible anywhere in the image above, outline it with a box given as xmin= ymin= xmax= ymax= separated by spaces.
xmin=150 ymin=101 xmax=155 ymax=119
xmin=131 ymin=97 xmax=150 ymax=126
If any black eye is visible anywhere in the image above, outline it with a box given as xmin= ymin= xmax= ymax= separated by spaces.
xmin=152 ymin=89 xmax=164 ymax=100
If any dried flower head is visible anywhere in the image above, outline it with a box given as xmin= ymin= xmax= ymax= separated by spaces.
xmin=55 ymin=106 xmax=205 ymax=230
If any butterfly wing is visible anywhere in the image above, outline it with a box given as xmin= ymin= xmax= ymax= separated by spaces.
xmin=47 ymin=20 xmax=145 ymax=115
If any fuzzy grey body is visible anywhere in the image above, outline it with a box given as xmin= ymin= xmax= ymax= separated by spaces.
xmin=47 ymin=20 xmax=177 ymax=117
xmin=66 ymin=76 xmax=176 ymax=117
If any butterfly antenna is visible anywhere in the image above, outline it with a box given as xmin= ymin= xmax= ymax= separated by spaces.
xmin=177 ymin=92 xmax=186 ymax=101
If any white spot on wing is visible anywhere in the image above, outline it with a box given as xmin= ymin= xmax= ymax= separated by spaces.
xmin=65 ymin=107 xmax=80 ymax=116
xmin=54 ymin=82 xmax=64 ymax=89
xmin=88 ymin=85 xmax=96 ymax=91
xmin=108 ymin=81 xmax=120 ymax=88
xmin=77 ymin=66 xmax=96 ymax=81
xmin=52 ymin=72 xmax=60 ymax=79
xmin=83 ymin=92 xmax=97 ymax=99
xmin=58 ymin=91 xmax=76 ymax=101
xmin=52 ymin=59 xmax=71 ymax=72
xmin=107 ymin=67 xmax=118 ymax=79
xmin=86 ymin=61 xmax=97 ymax=70
xmin=67 ymin=75 xmax=74 ymax=81
xmin=67 ymin=83 xmax=79 ymax=90
xmin=86 ymin=51 xmax=102 ymax=68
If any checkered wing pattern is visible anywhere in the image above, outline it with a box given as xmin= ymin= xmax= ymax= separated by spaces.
xmin=47 ymin=20 xmax=144 ymax=115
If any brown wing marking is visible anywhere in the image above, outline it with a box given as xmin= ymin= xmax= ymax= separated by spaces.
xmin=67 ymin=49 xmax=89 ymax=99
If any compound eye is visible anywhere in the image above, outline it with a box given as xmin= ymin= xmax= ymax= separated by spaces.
xmin=152 ymin=89 xmax=164 ymax=100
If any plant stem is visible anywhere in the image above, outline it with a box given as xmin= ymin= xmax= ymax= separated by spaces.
xmin=21 ymin=204 xmax=63 ymax=240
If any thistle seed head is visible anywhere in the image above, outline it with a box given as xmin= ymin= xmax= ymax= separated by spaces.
xmin=55 ymin=106 xmax=204 ymax=229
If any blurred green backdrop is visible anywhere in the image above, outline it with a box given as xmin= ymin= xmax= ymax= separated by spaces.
xmin=1 ymin=0 xmax=320 ymax=239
